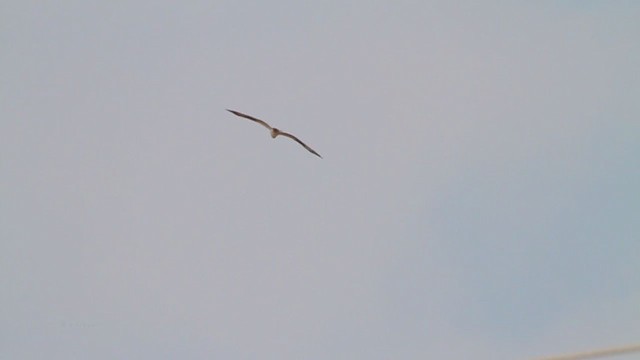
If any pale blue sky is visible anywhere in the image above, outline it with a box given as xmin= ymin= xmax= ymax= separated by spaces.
xmin=2 ymin=1 xmax=639 ymax=359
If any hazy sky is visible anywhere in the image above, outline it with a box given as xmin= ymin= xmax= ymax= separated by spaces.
xmin=2 ymin=1 xmax=639 ymax=359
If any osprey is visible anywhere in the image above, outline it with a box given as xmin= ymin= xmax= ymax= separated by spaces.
xmin=227 ymin=109 xmax=322 ymax=158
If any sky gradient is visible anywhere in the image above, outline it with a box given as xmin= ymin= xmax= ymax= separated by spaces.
xmin=2 ymin=1 xmax=639 ymax=359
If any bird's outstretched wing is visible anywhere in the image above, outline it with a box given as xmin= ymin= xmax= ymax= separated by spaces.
xmin=279 ymin=132 xmax=323 ymax=158
xmin=226 ymin=109 xmax=272 ymax=130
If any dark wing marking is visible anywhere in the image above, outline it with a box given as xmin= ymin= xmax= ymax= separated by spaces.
xmin=226 ymin=109 xmax=272 ymax=131
xmin=279 ymin=132 xmax=322 ymax=158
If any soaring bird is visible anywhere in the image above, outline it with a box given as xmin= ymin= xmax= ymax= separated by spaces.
xmin=226 ymin=109 xmax=322 ymax=158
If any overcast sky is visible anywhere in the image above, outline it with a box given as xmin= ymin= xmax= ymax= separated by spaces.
xmin=2 ymin=1 xmax=639 ymax=359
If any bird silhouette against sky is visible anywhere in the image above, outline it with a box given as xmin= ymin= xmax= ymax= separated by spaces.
xmin=227 ymin=109 xmax=322 ymax=158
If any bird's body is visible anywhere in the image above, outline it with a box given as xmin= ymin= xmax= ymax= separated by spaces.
xmin=227 ymin=109 xmax=322 ymax=158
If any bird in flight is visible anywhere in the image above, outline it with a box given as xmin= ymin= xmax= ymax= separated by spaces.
xmin=226 ymin=109 xmax=322 ymax=158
